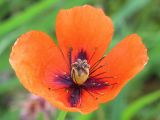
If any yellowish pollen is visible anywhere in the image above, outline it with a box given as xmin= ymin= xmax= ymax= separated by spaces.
xmin=71 ymin=59 xmax=90 ymax=85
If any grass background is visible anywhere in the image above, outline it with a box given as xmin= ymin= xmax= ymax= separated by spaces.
xmin=0 ymin=0 xmax=160 ymax=120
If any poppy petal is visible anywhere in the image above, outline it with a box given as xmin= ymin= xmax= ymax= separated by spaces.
xmin=78 ymin=90 xmax=99 ymax=114
xmin=9 ymin=30 xmax=106 ymax=113
xmin=56 ymin=5 xmax=114 ymax=65
xmin=9 ymin=31 xmax=74 ymax=112
xmin=90 ymin=34 xmax=148 ymax=103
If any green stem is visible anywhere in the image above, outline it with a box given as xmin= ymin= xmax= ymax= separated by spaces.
xmin=57 ymin=111 xmax=68 ymax=120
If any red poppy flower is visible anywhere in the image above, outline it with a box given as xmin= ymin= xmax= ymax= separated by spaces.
xmin=9 ymin=5 xmax=148 ymax=114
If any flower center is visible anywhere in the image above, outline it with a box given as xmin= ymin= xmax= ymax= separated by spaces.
xmin=71 ymin=59 xmax=90 ymax=85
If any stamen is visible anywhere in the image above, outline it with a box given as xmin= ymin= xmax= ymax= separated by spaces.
xmin=92 ymin=91 xmax=104 ymax=95
xmin=109 ymin=83 xmax=118 ymax=88
xmin=90 ymin=63 xmax=107 ymax=75
xmin=53 ymin=73 xmax=73 ymax=86
xmin=65 ymin=88 xmax=69 ymax=93
xmin=95 ymin=76 xmax=114 ymax=80
xmin=77 ymin=49 xmax=88 ymax=60
xmin=58 ymin=47 xmax=68 ymax=66
xmin=48 ymin=87 xmax=68 ymax=91
xmin=90 ymin=72 xmax=106 ymax=78
xmin=83 ymin=82 xmax=118 ymax=98
xmin=83 ymin=88 xmax=98 ymax=100
xmin=88 ymin=48 xmax=97 ymax=64
xmin=90 ymin=56 xmax=106 ymax=72
xmin=68 ymin=48 xmax=73 ymax=72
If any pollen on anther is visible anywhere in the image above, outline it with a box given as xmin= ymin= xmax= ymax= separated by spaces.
xmin=104 ymin=82 xmax=109 ymax=85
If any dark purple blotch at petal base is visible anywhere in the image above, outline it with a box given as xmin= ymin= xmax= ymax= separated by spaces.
xmin=76 ymin=49 xmax=88 ymax=60
xmin=53 ymin=73 xmax=111 ymax=107
xmin=50 ymin=49 xmax=115 ymax=107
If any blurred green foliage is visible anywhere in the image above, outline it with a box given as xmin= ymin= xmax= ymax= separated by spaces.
xmin=0 ymin=0 xmax=160 ymax=120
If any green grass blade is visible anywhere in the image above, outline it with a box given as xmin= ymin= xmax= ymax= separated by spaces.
xmin=57 ymin=111 xmax=67 ymax=120
xmin=0 ymin=0 xmax=90 ymax=57
xmin=0 ymin=0 xmax=59 ymax=37
xmin=76 ymin=114 xmax=93 ymax=120
xmin=112 ymin=0 xmax=150 ymax=28
xmin=121 ymin=90 xmax=160 ymax=120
